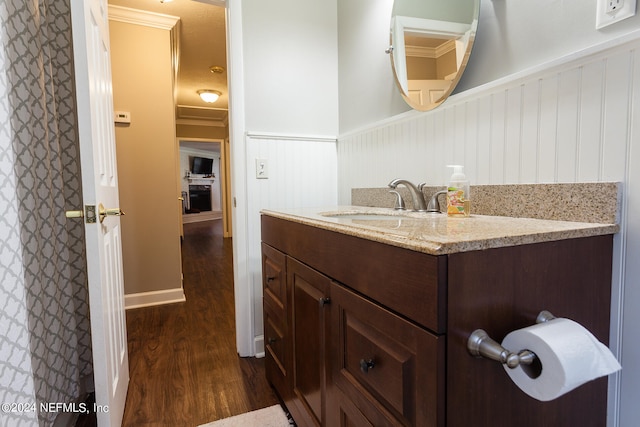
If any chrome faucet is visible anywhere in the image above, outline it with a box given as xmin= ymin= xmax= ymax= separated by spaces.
xmin=426 ymin=190 xmax=447 ymax=213
xmin=387 ymin=179 xmax=428 ymax=211
xmin=388 ymin=190 xmax=406 ymax=210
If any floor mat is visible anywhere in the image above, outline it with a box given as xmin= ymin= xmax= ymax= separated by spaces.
xmin=198 ymin=405 xmax=293 ymax=427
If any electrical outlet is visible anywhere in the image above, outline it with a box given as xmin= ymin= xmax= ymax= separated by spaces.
xmin=596 ymin=0 xmax=636 ymax=28
xmin=256 ymin=158 xmax=269 ymax=179
xmin=607 ymin=0 xmax=624 ymax=13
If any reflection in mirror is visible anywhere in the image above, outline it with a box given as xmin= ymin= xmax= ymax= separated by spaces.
xmin=390 ymin=0 xmax=479 ymax=111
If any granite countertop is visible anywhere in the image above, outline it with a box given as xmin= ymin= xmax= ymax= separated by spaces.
xmin=261 ymin=206 xmax=619 ymax=255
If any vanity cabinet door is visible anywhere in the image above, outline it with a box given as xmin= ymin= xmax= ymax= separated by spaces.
xmin=262 ymin=244 xmax=290 ymax=401
xmin=288 ymin=257 xmax=332 ymax=427
xmin=329 ymin=282 xmax=445 ymax=427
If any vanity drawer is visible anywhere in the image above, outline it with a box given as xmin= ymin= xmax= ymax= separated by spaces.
xmin=262 ymin=243 xmax=287 ymax=319
xmin=330 ymin=282 xmax=445 ymax=427
xmin=264 ymin=305 xmax=290 ymax=400
xmin=262 ymin=215 xmax=447 ymax=333
xmin=262 ymin=243 xmax=291 ymax=401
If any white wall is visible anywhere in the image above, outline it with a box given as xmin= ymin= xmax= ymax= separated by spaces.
xmin=242 ymin=0 xmax=339 ymax=136
xmin=228 ymin=0 xmax=339 ymax=356
xmin=336 ymin=3 xmax=640 ymax=425
xmin=462 ymin=0 xmax=640 ymax=92
xmin=338 ymin=0 xmax=408 ymax=133
xmin=246 ymin=134 xmax=337 ymax=355
xmin=338 ymin=0 xmax=640 ymax=134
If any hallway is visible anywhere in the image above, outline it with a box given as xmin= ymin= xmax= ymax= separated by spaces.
xmin=121 ymin=220 xmax=278 ymax=426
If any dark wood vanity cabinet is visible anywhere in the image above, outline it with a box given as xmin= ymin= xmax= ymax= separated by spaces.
xmin=262 ymin=242 xmax=332 ymax=427
xmin=261 ymin=215 xmax=614 ymax=427
xmin=329 ymin=283 xmax=445 ymax=427
xmin=262 ymin=215 xmax=446 ymax=427
xmin=262 ymin=243 xmax=289 ymax=402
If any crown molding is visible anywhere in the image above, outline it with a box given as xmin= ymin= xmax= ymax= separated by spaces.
xmin=108 ymin=5 xmax=179 ymax=30
xmin=406 ymin=39 xmax=456 ymax=59
xmin=191 ymin=0 xmax=226 ymax=7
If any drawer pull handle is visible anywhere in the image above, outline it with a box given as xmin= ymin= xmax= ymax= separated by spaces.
xmin=359 ymin=358 xmax=375 ymax=373
xmin=268 ymin=337 xmax=277 ymax=345
xmin=319 ymin=297 xmax=331 ymax=307
xmin=266 ymin=275 xmax=276 ymax=282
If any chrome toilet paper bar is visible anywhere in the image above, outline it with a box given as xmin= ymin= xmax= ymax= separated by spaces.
xmin=467 ymin=310 xmax=556 ymax=369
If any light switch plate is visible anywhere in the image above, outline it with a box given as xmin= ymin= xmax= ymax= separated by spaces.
xmin=256 ymin=158 xmax=269 ymax=179
xmin=596 ymin=0 xmax=636 ymax=29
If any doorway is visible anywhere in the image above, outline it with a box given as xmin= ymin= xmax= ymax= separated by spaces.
xmin=108 ymin=0 xmax=232 ymax=291
xmin=178 ymin=139 xmax=225 ymax=225
xmin=177 ymin=138 xmax=232 ymax=237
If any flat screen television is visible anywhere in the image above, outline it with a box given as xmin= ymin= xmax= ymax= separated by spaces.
xmin=191 ymin=156 xmax=213 ymax=175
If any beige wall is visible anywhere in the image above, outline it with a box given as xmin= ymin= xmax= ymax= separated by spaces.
xmin=177 ymin=123 xmax=228 ymax=140
xmin=406 ymin=56 xmax=436 ymax=80
xmin=436 ymin=49 xmax=457 ymax=79
xmin=110 ymin=20 xmax=183 ymax=295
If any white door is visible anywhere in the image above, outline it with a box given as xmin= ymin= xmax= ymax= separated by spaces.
xmin=69 ymin=0 xmax=129 ymax=425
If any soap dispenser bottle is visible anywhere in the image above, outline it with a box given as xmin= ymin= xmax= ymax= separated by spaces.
xmin=447 ymin=165 xmax=470 ymax=216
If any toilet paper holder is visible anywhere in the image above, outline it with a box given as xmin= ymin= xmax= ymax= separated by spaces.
xmin=467 ymin=310 xmax=556 ymax=369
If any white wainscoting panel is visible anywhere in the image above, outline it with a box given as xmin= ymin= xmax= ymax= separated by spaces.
xmin=338 ymin=36 xmax=640 ymax=427
xmin=246 ymin=133 xmax=338 ymax=352
xmin=339 ymin=45 xmax=636 ymax=194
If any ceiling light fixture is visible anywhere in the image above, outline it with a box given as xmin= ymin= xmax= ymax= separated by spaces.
xmin=198 ymin=90 xmax=221 ymax=103
xmin=160 ymin=0 xmax=173 ymax=3
xmin=210 ymin=66 xmax=225 ymax=74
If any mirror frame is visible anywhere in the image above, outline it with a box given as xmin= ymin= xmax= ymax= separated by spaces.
xmin=389 ymin=0 xmax=480 ymax=112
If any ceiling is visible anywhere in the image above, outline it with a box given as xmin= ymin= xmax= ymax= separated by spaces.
xmin=107 ymin=0 xmax=228 ymax=127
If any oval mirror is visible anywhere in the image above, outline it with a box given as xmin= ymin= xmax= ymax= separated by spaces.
xmin=389 ymin=0 xmax=480 ymax=111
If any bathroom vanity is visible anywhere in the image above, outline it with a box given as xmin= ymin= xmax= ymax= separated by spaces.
xmin=260 ymin=207 xmax=618 ymax=427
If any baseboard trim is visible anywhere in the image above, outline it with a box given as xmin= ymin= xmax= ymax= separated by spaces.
xmin=125 ymin=288 xmax=186 ymax=310
xmin=254 ymin=334 xmax=265 ymax=358
xmin=182 ymin=211 xmax=223 ymax=224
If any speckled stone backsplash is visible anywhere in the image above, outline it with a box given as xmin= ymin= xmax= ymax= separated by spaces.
xmin=352 ymin=182 xmax=620 ymax=224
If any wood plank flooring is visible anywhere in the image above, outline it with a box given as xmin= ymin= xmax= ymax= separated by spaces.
xmin=123 ymin=220 xmax=278 ymax=426
xmin=119 ymin=220 xmax=278 ymax=426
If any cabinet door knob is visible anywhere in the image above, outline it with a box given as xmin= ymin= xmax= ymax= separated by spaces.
xmin=268 ymin=337 xmax=277 ymax=345
xmin=266 ymin=275 xmax=276 ymax=282
xmin=359 ymin=358 xmax=375 ymax=373
xmin=319 ymin=297 xmax=331 ymax=307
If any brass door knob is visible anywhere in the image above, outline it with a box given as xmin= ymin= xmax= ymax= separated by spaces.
xmin=98 ymin=203 xmax=125 ymax=223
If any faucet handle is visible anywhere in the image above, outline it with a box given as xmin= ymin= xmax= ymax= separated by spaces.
xmin=389 ymin=190 xmax=406 ymax=210
xmin=427 ymin=190 xmax=447 ymax=213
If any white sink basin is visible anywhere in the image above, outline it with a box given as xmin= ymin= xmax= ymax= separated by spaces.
xmin=320 ymin=210 xmax=443 ymax=221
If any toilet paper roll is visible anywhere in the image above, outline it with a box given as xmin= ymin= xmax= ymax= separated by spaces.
xmin=501 ymin=318 xmax=621 ymax=401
